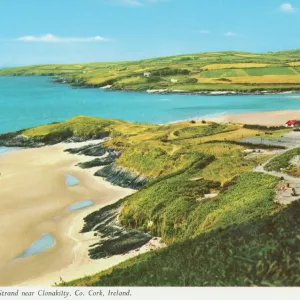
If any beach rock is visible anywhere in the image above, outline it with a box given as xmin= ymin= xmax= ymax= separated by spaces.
xmin=81 ymin=201 xmax=152 ymax=259
xmin=77 ymin=154 xmax=117 ymax=168
xmin=94 ymin=163 xmax=150 ymax=189
xmin=64 ymin=143 xmax=108 ymax=156
xmin=0 ymin=133 xmax=45 ymax=148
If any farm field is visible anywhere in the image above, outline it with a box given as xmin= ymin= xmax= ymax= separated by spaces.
xmin=2 ymin=50 xmax=300 ymax=92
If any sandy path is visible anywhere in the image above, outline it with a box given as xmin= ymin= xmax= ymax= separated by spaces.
xmin=252 ymin=134 xmax=300 ymax=205
xmin=205 ymin=110 xmax=300 ymax=126
xmin=0 ymin=142 xmax=134 ymax=286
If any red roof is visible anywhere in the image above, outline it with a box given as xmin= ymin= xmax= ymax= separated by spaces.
xmin=286 ymin=120 xmax=300 ymax=125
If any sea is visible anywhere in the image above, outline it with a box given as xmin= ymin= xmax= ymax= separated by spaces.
xmin=1 ymin=76 xmax=300 ymax=134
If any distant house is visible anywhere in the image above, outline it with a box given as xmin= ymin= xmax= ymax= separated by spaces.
xmin=285 ymin=120 xmax=300 ymax=127
xmin=144 ymin=72 xmax=151 ymax=77
xmin=170 ymin=78 xmax=178 ymax=83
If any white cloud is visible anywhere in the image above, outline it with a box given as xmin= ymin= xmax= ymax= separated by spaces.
xmin=121 ymin=0 xmax=143 ymax=6
xmin=279 ymin=3 xmax=296 ymax=12
xmin=119 ymin=0 xmax=168 ymax=6
xmin=199 ymin=30 xmax=210 ymax=34
xmin=16 ymin=34 xmax=110 ymax=43
xmin=224 ymin=31 xmax=238 ymax=37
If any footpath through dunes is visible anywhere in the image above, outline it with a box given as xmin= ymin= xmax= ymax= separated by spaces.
xmin=253 ymin=133 xmax=300 ymax=205
xmin=0 ymin=115 xmax=299 ymax=286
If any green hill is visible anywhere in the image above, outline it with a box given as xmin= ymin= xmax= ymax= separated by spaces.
xmin=65 ymin=200 xmax=300 ymax=287
xmin=1 ymin=50 xmax=300 ymax=92
xmin=1 ymin=115 xmax=298 ymax=286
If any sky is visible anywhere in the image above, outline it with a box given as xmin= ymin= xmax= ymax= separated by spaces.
xmin=0 ymin=0 xmax=299 ymax=66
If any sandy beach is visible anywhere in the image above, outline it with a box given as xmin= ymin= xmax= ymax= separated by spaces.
xmin=206 ymin=110 xmax=300 ymax=126
xmin=0 ymin=141 xmax=139 ymax=286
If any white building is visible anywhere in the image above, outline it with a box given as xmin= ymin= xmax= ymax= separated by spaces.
xmin=144 ymin=72 xmax=151 ymax=77
xmin=170 ymin=78 xmax=178 ymax=83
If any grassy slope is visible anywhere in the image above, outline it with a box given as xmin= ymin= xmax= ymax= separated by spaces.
xmin=22 ymin=116 xmax=285 ymax=178
xmin=64 ymin=200 xmax=300 ymax=287
xmin=2 ymin=50 xmax=300 ymax=91
xmin=119 ymin=172 xmax=279 ymax=243
xmin=12 ymin=116 xmax=297 ymax=286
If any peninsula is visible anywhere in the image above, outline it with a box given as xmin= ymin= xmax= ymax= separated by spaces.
xmin=1 ymin=50 xmax=300 ymax=94
xmin=1 ymin=115 xmax=300 ymax=286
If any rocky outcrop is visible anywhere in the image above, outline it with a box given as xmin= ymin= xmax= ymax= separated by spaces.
xmin=64 ymin=143 xmax=114 ymax=156
xmin=0 ymin=128 xmax=107 ymax=148
xmin=94 ymin=163 xmax=150 ymax=189
xmin=77 ymin=155 xmax=116 ymax=169
xmin=0 ymin=132 xmax=45 ymax=147
xmin=81 ymin=201 xmax=152 ymax=259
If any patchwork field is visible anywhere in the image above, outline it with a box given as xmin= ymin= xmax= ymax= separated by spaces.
xmin=2 ymin=50 xmax=300 ymax=92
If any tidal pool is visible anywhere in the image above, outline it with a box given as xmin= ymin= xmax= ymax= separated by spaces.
xmin=17 ymin=234 xmax=55 ymax=259
xmin=65 ymin=173 xmax=79 ymax=186
xmin=67 ymin=200 xmax=94 ymax=211
xmin=0 ymin=146 xmax=20 ymax=155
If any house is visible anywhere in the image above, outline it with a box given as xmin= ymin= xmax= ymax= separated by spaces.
xmin=170 ymin=78 xmax=178 ymax=83
xmin=285 ymin=120 xmax=300 ymax=127
xmin=144 ymin=72 xmax=151 ymax=77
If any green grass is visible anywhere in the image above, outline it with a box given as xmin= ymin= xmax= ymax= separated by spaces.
xmin=63 ymin=175 xmax=299 ymax=287
xmin=200 ymin=69 xmax=248 ymax=78
xmin=196 ymin=150 xmax=271 ymax=184
xmin=2 ymin=50 xmax=300 ymax=92
xmin=172 ymin=123 xmax=233 ymax=140
xmin=2 ymin=114 xmax=294 ymax=286
xmin=245 ymin=67 xmax=297 ymax=76
xmin=119 ymin=171 xmax=279 ymax=243
xmin=23 ymin=116 xmax=116 ymax=138
xmin=13 ymin=116 xmax=279 ymax=179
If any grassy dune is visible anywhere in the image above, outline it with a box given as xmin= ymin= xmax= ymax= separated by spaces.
xmin=2 ymin=50 xmax=300 ymax=92
xmin=65 ymin=199 xmax=300 ymax=287
xmin=8 ymin=115 xmax=298 ymax=286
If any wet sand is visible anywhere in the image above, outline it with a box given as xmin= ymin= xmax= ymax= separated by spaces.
xmin=0 ymin=142 xmax=135 ymax=286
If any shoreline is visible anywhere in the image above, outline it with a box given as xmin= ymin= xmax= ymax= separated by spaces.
xmin=204 ymin=110 xmax=300 ymax=126
xmin=3 ymin=75 xmax=300 ymax=96
xmin=56 ymin=78 xmax=300 ymax=96
xmin=0 ymin=142 xmax=142 ymax=286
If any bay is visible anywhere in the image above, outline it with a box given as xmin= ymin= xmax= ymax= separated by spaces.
xmin=1 ymin=76 xmax=300 ymax=134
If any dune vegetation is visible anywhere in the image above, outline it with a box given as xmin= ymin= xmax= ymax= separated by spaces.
xmin=1 ymin=50 xmax=300 ymax=92
xmin=65 ymin=200 xmax=300 ymax=287
xmin=1 ymin=114 xmax=297 ymax=286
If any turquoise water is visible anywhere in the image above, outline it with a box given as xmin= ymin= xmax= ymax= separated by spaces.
xmin=1 ymin=76 xmax=300 ymax=134
xmin=67 ymin=200 xmax=95 ymax=211
xmin=17 ymin=234 xmax=55 ymax=259
xmin=65 ymin=173 xmax=79 ymax=186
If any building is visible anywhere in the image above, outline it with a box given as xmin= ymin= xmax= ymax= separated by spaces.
xmin=170 ymin=78 xmax=178 ymax=83
xmin=285 ymin=120 xmax=300 ymax=127
xmin=144 ymin=72 xmax=151 ymax=77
